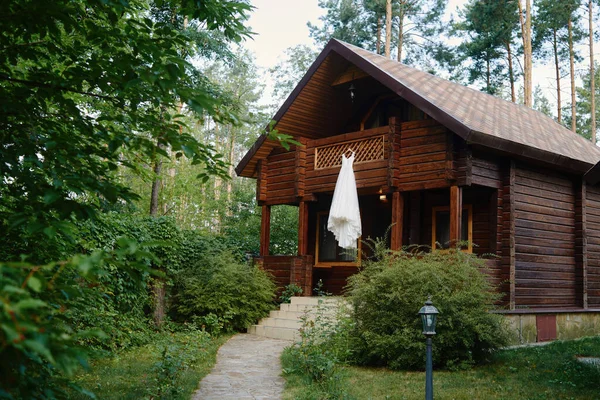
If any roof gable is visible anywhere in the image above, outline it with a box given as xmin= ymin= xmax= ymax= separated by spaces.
xmin=236 ymin=39 xmax=600 ymax=177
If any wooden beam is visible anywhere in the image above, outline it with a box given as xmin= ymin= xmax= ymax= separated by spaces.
xmin=505 ymin=161 xmax=516 ymax=310
xmin=387 ymin=116 xmax=401 ymax=189
xmin=449 ymin=185 xmax=463 ymax=246
xmin=390 ymin=191 xmax=404 ymax=250
xmin=331 ymin=64 xmax=369 ymax=86
xmin=295 ymin=138 xmax=307 ymax=198
xmin=260 ymin=205 xmax=271 ymax=257
xmin=298 ymin=202 xmax=309 ymax=256
xmin=575 ymin=179 xmax=588 ymax=308
xmin=256 ymin=159 xmax=267 ymax=204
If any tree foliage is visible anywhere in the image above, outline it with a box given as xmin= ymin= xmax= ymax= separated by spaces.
xmin=0 ymin=0 xmax=257 ymax=397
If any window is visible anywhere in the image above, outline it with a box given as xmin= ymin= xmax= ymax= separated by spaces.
xmin=431 ymin=205 xmax=473 ymax=252
xmin=315 ymin=212 xmax=360 ymax=267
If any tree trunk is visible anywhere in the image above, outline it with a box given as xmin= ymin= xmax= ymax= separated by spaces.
xmin=590 ymin=0 xmax=596 ymax=142
xmin=150 ymin=143 xmax=165 ymax=328
xmin=569 ymin=16 xmax=576 ymax=132
xmin=397 ymin=5 xmax=404 ymax=62
xmin=486 ymin=57 xmax=491 ymax=94
xmin=518 ymin=0 xmax=532 ymax=107
xmin=226 ymin=126 xmax=235 ymax=209
xmin=149 ymin=152 xmax=162 ymax=216
xmin=506 ymin=41 xmax=515 ymax=103
xmin=553 ymin=28 xmax=562 ymax=123
xmin=376 ymin=16 xmax=382 ymax=54
xmin=385 ymin=0 xmax=392 ymax=58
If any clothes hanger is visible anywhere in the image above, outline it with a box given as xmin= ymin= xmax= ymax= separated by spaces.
xmin=344 ymin=148 xmax=355 ymax=158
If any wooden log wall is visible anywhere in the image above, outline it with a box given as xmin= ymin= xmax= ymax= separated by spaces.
xmin=290 ymin=255 xmax=314 ymax=296
xmin=585 ymin=185 xmax=600 ymax=307
xmin=265 ymin=147 xmax=297 ymax=205
xmin=471 ymin=154 xmax=503 ymax=189
xmin=513 ymin=165 xmax=577 ymax=308
xmin=392 ymin=119 xmax=450 ymax=191
xmin=312 ymin=266 xmax=356 ymax=295
xmin=305 ymin=126 xmax=389 ymax=194
xmin=258 ymin=255 xmax=294 ymax=293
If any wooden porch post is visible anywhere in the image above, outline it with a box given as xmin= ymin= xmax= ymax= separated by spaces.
xmin=260 ymin=205 xmax=271 ymax=257
xmin=390 ymin=191 xmax=404 ymax=250
xmin=298 ymin=201 xmax=309 ymax=256
xmin=575 ymin=179 xmax=588 ymax=308
xmin=449 ymin=185 xmax=462 ymax=247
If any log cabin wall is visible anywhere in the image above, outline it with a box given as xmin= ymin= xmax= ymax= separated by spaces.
xmin=392 ymin=119 xmax=450 ymax=191
xmin=512 ymin=165 xmax=577 ymax=309
xmin=264 ymin=147 xmax=297 ymax=205
xmin=585 ymin=185 xmax=600 ymax=307
xmin=305 ymin=126 xmax=389 ymax=194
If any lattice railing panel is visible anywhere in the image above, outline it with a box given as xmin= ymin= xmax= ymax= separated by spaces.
xmin=315 ymin=136 xmax=385 ymax=170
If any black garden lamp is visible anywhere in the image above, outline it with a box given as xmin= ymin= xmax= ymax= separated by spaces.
xmin=418 ymin=297 xmax=439 ymax=400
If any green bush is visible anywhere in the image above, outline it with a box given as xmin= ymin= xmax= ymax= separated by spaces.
xmin=282 ymin=300 xmax=353 ymax=399
xmin=347 ymin=247 xmax=510 ymax=370
xmin=279 ymin=283 xmax=303 ymax=303
xmin=174 ymin=251 xmax=276 ymax=332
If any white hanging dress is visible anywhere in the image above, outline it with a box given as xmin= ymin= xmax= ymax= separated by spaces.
xmin=327 ymin=152 xmax=362 ymax=249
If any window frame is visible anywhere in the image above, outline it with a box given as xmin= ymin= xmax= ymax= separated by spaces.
xmin=315 ymin=211 xmax=361 ymax=268
xmin=431 ymin=204 xmax=473 ymax=253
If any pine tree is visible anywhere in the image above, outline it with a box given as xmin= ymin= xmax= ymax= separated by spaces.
xmin=455 ymin=0 xmax=519 ymax=98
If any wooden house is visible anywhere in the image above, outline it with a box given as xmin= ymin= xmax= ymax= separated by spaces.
xmin=236 ymin=39 xmax=600 ymax=340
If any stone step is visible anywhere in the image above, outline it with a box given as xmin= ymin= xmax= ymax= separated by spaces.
xmin=290 ymin=296 xmax=343 ymax=306
xmin=248 ymin=324 xmax=300 ymax=341
xmin=258 ymin=317 xmax=302 ymax=329
xmin=247 ymin=296 xmax=348 ymax=341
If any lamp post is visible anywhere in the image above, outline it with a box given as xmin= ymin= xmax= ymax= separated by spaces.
xmin=418 ymin=297 xmax=439 ymax=400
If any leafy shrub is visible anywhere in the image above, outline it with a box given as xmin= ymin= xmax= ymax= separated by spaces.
xmin=174 ymin=251 xmax=276 ymax=332
xmin=347 ymin=247 xmax=510 ymax=370
xmin=280 ymin=283 xmax=303 ymax=303
xmin=283 ymin=300 xmax=353 ymax=399
xmin=146 ymin=330 xmax=212 ymax=400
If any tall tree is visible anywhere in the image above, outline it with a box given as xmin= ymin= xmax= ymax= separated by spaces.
xmin=574 ymin=62 xmax=600 ymax=140
xmin=308 ymin=0 xmax=371 ymax=48
xmin=455 ymin=0 xmax=519 ymax=98
xmin=588 ymin=0 xmax=596 ymax=142
xmin=269 ymin=45 xmax=319 ymax=108
xmin=394 ymin=0 xmax=447 ymax=65
xmin=518 ymin=0 xmax=533 ymax=107
xmin=533 ymin=0 xmax=575 ymax=123
xmin=0 ymin=0 xmax=253 ymax=389
xmin=363 ymin=0 xmax=387 ymax=54
xmin=533 ymin=84 xmax=553 ymax=116
xmin=385 ymin=0 xmax=392 ymax=57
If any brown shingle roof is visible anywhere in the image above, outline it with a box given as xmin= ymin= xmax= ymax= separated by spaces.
xmin=337 ymin=41 xmax=600 ymax=169
xmin=236 ymin=39 xmax=600 ymax=177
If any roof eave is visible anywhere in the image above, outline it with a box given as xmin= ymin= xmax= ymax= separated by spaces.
xmin=468 ymin=130 xmax=592 ymax=174
xmin=235 ymin=41 xmax=341 ymax=178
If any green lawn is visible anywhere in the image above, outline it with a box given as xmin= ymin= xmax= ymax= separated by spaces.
xmin=283 ymin=336 xmax=600 ymax=400
xmin=70 ymin=331 xmax=230 ymax=400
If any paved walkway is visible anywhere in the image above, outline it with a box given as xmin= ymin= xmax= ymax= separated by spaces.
xmin=192 ymin=334 xmax=291 ymax=400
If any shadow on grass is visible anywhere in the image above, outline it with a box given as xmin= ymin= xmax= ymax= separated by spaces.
xmin=283 ymin=336 xmax=600 ymax=400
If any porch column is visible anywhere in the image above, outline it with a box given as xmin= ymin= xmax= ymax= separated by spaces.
xmin=297 ymin=200 xmax=312 ymax=296
xmin=298 ymin=201 xmax=309 ymax=256
xmin=260 ymin=205 xmax=271 ymax=256
xmin=449 ymin=185 xmax=463 ymax=247
xmin=575 ymin=179 xmax=588 ymax=308
xmin=390 ymin=191 xmax=404 ymax=250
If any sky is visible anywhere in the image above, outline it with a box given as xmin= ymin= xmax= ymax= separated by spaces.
xmin=242 ymin=0 xmax=581 ymax=111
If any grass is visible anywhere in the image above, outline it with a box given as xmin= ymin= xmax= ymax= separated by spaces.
xmin=70 ymin=330 xmax=231 ymax=399
xmin=283 ymin=336 xmax=600 ymax=400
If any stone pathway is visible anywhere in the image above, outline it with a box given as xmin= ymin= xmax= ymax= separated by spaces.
xmin=192 ymin=334 xmax=291 ymax=400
